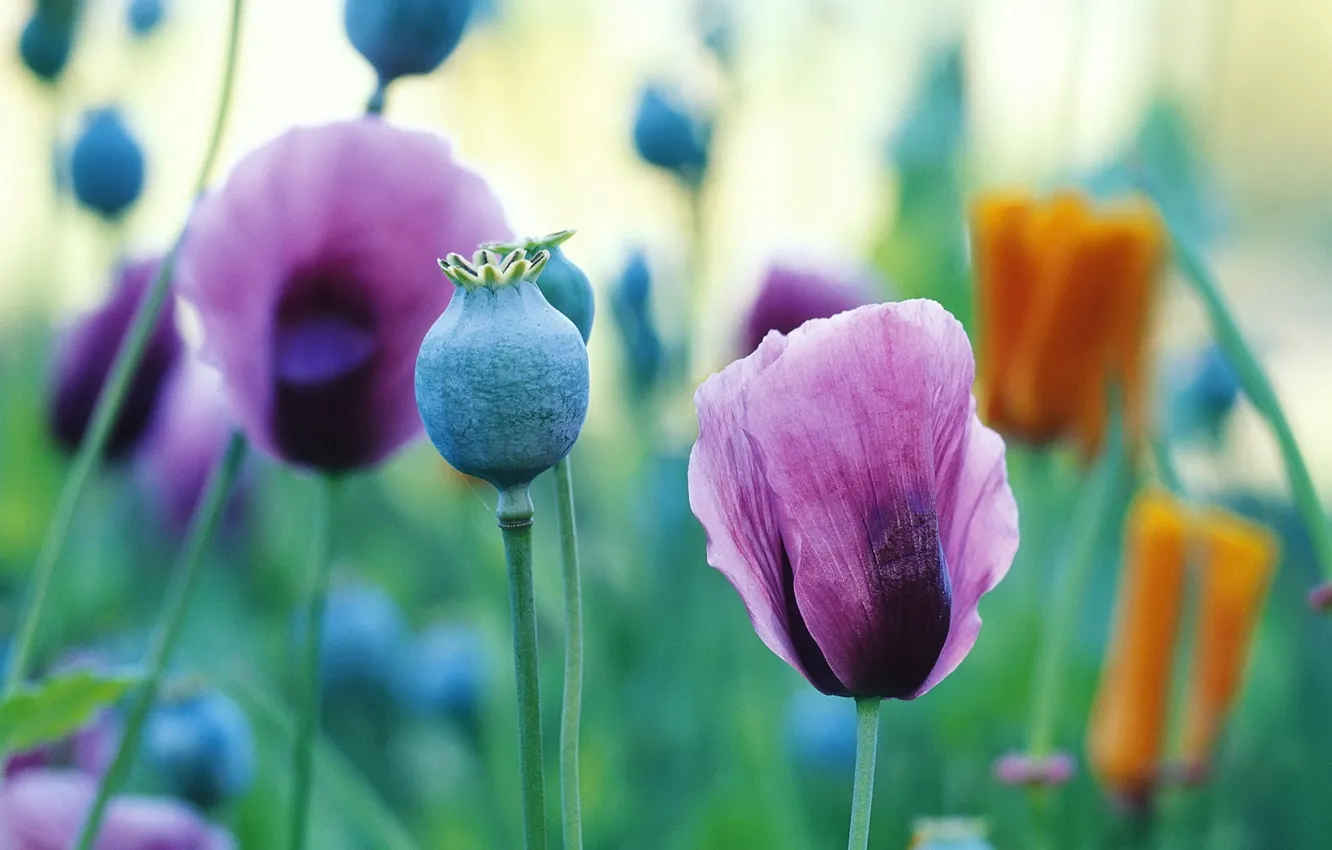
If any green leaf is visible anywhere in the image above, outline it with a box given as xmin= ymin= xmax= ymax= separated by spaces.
xmin=0 ymin=669 xmax=138 ymax=751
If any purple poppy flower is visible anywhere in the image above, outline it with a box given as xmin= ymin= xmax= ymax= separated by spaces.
xmin=136 ymin=359 xmax=240 ymax=531
xmin=0 ymin=769 xmax=234 ymax=849
xmin=739 ymin=265 xmax=871 ymax=357
xmin=177 ymin=120 xmax=509 ymax=472
xmin=48 ymin=257 xmax=181 ymax=461
xmin=4 ymin=710 xmax=118 ymax=780
xmin=688 ymin=300 xmax=1018 ymax=699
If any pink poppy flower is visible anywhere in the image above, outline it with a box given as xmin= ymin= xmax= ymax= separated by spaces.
xmin=177 ymin=120 xmax=509 ymax=472
xmin=689 ymin=300 xmax=1018 ymax=699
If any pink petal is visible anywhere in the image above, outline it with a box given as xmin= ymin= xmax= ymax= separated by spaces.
xmin=687 ymin=332 xmax=813 ymax=677
xmin=740 ymin=301 xmax=1016 ymax=698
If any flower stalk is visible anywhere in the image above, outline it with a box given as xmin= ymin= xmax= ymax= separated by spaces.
xmin=554 ymin=458 xmax=584 ymax=850
xmin=73 ymin=434 xmax=249 ymax=850
xmin=497 ymin=485 xmax=547 ymax=850
xmin=0 ymin=0 xmax=246 ymax=766
xmin=847 ymin=697 xmax=880 ymax=850
xmin=288 ymin=476 xmax=339 ymax=850
xmin=1174 ymin=238 xmax=1332 ymax=587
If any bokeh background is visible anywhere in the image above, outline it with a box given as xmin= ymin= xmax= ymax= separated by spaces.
xmin=3 ymin=0 xmax=1332 ymax=847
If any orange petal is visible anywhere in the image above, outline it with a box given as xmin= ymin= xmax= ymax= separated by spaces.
xmin=1180 ymin=509 xmax=1278 ymax=772
xmin=971 ymin=193 xmax=1038 ymax=438
xmin=1088 ymin=490 xmax=1189 ymax=799
xmin=1011 ymin=193 xmax=1118 ymax=448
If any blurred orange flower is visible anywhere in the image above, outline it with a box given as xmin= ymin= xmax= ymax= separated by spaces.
xmin=1087 ymin=491 xmax=1278 ymax=803
xmin=971 ymin=192 xmax=1166 ymax=458
xmin=1087 ymin=491 xmax=1188 ymax=802
xmin=1180 ymin=510 xmax=1277 ymax=776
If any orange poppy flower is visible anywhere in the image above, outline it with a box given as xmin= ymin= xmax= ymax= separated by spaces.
xmin=1087 ymin=491 xmax=1188 ymax=801
xmin=1180 ymin=509 xmax=1277 ymax=776
xmin=971 ymin=192 xmax=1166 ymax=458
xmin=1088 ymin=491 xmax=1278 ymax=801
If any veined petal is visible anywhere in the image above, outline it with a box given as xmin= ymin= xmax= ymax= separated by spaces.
xmin=739 ymin=301 xmax=1015 ymax=698
xmin=688 ymin=332 xmax=814 ymax=679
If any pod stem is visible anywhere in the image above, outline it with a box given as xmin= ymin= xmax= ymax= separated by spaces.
xmin=553 ymin=459 xmax=584 ymax=850
xmin=497 ymin=484 xmax=547 ymax=850
xmin=73 ymin=434 xmax=248 ymax=850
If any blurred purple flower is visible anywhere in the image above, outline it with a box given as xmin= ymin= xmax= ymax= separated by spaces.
xmin=4 ymin=709 xmax=119 ymax=781
xmin=177 ymin=120 xmax=509 ymax=472
xmin=992 ymin=751 xmax=1076 ymax=787
xmin=136 ymin=359 xmax=239 ymax=531
xmin=688 ymin=300 xmax=1018 ymax=699
xmin=740 ymin=265 xmax=871 ymax=356
xmin=48 ymin=257 xmax=181 ymax=461
xmin=0 ymin=769 xmax=234 ymax=849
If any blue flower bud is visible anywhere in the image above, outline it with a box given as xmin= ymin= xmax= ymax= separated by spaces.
xmin=143 ymin=690 xmax=255 ymax=810
xmin=909 ymin=818 xmax=994 ymax=850
xmin=128 ymin=0 xmax=166 ymax=37
xmin=70 ymin=106 xmax=145 ymax=220
xmin=785 ymin=691 xmax=857 ymax=773
xmin=399 ymin=623 xmax=485 ymax=729
xmin=632 ymin=84 xmax=710 ymax=185
xmin=1168 ymin=342 xmax=1241 ymax=445
xmin=416 ymin=242 xmax=590 ymax=489
xmin=313 ymin=581 xmax=408 ymax=696
xmin=19 ymin=11 xmax=74 ymax=83
xmin=344 ymin=0 xmax=474 ymax=89
xmin=482 ymin=230 xmax=593 ymax=343
xmin=609 ymin=250 xmax=662 ymax=397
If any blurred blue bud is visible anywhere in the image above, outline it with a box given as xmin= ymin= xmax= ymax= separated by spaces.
xmin=1167 ymin=342 xmax=1241 ymax=445
xmin=143 ymin=690 xmax=255 ymax=810
xmin=888 ymin=44 xmax=966 ymax=168
xmin=70 ymin=106 xmax=146 ymax=220
xmin=399 ymin=624 xmax=485 ymax=730
xmin=633 ymin=84 xmax=710 ymax=185
xmin=696 ymin=0 xmax=735 ymax=67
xmin=785 ymin=690 xmax=857 ymax=773
xmin=910 ymin=818 xmax=994 ymax=850
xmin=609 ymin=250 xmax=663 ymax=398
xmin=128 ymin=0 xmax=166 ymax=37
xmin=19 ymin=11 xmax=74 ymax=83
xmin=482 ymin=232 xmax=595 ymax=343
xmin=315 ymin=581 xmax=408 ymax=695
xmin=345 ymin=0 xmax=475 ymax=89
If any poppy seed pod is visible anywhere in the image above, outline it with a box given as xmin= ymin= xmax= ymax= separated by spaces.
xmin=128 ymin=0 xmax=166 ymax=37
xmin=482 ymin=230 xmax=594 ymax=342
xmin=143 ymin=690 xmax=255 ymax=811
xmin=610 ymin=250 xmax=662 ymax=397
xmin=344 ymin=0 xmax=474 ymax=89
xmin=632 ymin=84 xmax=710 ymax=185
xmin=19 ymin=10 xmax=75 ymax=83
xmin=70 ymin=107 xmax=146 ymax=220
xmin=416 ymin=245 xmax=590 ymax=490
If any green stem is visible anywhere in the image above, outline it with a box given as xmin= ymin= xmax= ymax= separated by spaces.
xmin=287 ymin=476 xmax=338 ymax=850
xmin=497 ymin=485 xmax=547 ymax=850
xmin=1175 ymin=240 xmax=1332 ymax=582
xmin=846 ymin=697 xmax=880 ymax=850
xmin=1026 ymin=439 xmax=1128 ymax=758
xmin=1151 ymin=434 xmax=1187 ymax=499
xmin=0 ymin=0 xmax=246 ymax=753
xmin=553 ymin=459 xmax=583 ymax=850
xmin=72 ymin=434 xmax=248 ymax=849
